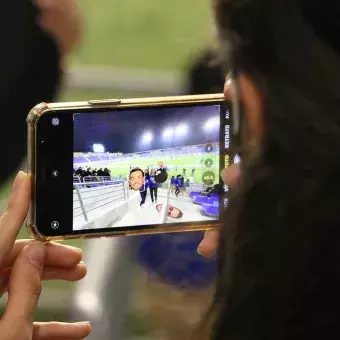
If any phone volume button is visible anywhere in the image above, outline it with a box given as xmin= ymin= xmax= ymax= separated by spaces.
xmin=88 ymin=99 xmax=121 ymax=105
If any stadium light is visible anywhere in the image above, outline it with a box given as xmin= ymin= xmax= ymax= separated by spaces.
xmin=175 ymin=123 xmax=188 ymax=136
xmin=93 ymin=143 xmax=105 ymax=153
xmin=142 ymin=131 xmax=153 ymax=143
xmin=203 ymin=116 xmax=220 ymax=132
xmin=163 ymin=127 xmax=173 ymax=139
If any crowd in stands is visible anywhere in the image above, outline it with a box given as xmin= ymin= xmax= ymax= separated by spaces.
xmin=73 ymin=143 xmax=219 ymax=166
xmin=73 ymin=166 xmax=111 ymax=180
xmin=74 ymin=153 xmax=122 ymax=165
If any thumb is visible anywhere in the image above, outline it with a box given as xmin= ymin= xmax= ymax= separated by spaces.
xmin=221 ymin=163 xmax=241 ymax=187
xmin=197 ymin=230 xmax=219 ymax=258
xmin=3 ymin=242 xmax=46 ymax=328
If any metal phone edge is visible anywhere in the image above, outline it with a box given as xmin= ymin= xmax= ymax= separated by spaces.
xmin=26 ymin=94 xmax=225 ymax=241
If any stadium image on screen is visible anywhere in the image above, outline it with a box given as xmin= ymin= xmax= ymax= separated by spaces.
xmin=73 ymin=105 xmax=222 ymax=231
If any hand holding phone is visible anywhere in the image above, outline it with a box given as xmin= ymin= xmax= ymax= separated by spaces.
xmin=0 ymin=171 xmax=90 ymax=339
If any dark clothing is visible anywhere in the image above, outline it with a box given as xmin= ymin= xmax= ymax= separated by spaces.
xmin=0 ymin=0 xmax=61 ymax=186
xmin=148 ymin=175 xmax=158 ymax=189
xmin=139 ymin=179 xmax=149 ymax=192
xmin=187 ymin=49 xmax=225 ymax=95
xmin=175 ymin=178 xmax=184 ymax=188
xmin=140 ymin=190 xmax=147 ymax=206
xmin=150 ymin=187 xmax=158 ymax=202
xmin=175 ymin=187 xmax=180 ymax=197
xmin=208 ymin=183 xmax=225 ymax=197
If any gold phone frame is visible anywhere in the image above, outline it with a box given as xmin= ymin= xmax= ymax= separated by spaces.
xmin=27 ymin=94 xmax=224 ymax=242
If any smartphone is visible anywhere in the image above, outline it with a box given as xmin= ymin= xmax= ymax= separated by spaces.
xmin=27 ymin=94 xmax=236 ymax=241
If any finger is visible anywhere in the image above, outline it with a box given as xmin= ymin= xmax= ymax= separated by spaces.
xmin=33 ymin=321 xmax=91 ymax=340
xmin=0 ymin=263 xmax=87 ymax=285
xmin=40 ymin=263 xmax=87 ymax=281
xmin=221 ymin=163 xmax=241 ymax=187
xmin=224 ymin=73 xmax=263 ymax=138
xmin=197 ymin=230 xmax=219 ymax=258
xmin=3 ymin=242 xmax=45 ymax=328
xmin=223 ymin=74 xmax=231 ymax=96
xmin=2 ymin=241 xmax=83 ymax=269
xmin=0 ymin=172 xmax=30 ymax=267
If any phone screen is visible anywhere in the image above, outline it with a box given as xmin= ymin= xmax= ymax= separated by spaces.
xmin=34 ymin=100 xmax=234 ymax=237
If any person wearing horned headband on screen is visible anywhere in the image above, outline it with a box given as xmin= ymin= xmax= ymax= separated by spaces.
xmin=149 ymin=169 xmax=158 ymax=204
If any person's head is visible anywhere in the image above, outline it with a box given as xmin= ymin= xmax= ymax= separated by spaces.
xmin=187 ymin=48 xmax=225 ymax=94
xmin=129 ymin=168 xmax=144 ymax=191
xmin=205 ymin=0 xmax=340 ymax=338
xmin=150 ymin=169 xmax=156 ymax=175
xmin=156 ymin=204 xmax=183 ymax=219
xmin=214 ymin=0 xmax=340 ymax=154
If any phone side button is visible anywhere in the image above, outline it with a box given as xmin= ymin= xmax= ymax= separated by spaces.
xmin=88 ymin=99 xmax=121 ymax=105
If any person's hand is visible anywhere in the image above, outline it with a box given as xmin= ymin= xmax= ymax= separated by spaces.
xmin=34 ymin=0 xmax=82 ymax=56
xmin=0 ymin=171 xmax=91 ymax=339
xmin=197 ymin=163 xmax=240 ymax=258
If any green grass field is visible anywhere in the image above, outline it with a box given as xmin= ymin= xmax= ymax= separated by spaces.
xmin=77 ymin=151 xmax=220 ymax=185
xmin=74 ymin=0 xmax=213 ymax=70
xmin=107 ymin=154 xmax=219 ymax=185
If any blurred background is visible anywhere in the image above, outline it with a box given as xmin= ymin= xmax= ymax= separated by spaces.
xmin=0 ymin=1 xmax=225 ymax=338
xmin=63 ymin=0 xmax=216 ymax=100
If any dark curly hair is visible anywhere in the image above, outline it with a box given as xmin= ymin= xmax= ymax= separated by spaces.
xmin=204 ymin=1 xmax=340 ymax=339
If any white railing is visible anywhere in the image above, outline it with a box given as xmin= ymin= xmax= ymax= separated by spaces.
xmin=73 ymin=176 xmax=82 ymax=184
xmin=73 ymin=176 xmax=125 ymax=184
xmin=83 ymin=176 xmax=113 ymax=183
xmin=158 ymin=184 xmax=172 ymax=224
xmin=73 ymin=179 xmax=127 ymax=222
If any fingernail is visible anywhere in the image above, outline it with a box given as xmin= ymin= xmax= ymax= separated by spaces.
xmin=197 ymin=249 xmax=209 ymax=258
xmin=74 ymin=321 xmax=91 ymax=325
xmin=221 ymin=168 xmax=228 ymax=180
xmin=48 ymin=243 xmax=83 ymax=253
xmin=65 ymin=245 xmax=83 ymax=255
xmin=11 ymin=171 xmax=26 ymax=198
xmin=197 ymin=243 xmax=204 ymax=255
xmin=27 ymin=242 xmax=46 ymax=274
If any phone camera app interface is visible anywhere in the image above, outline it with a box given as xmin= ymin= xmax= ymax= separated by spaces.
xmin=73 ymin=104 xmax=228 ymax=231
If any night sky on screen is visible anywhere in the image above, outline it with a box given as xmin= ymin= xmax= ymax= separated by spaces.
xmin=74 ymin=105 xmax=220 ymax=153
